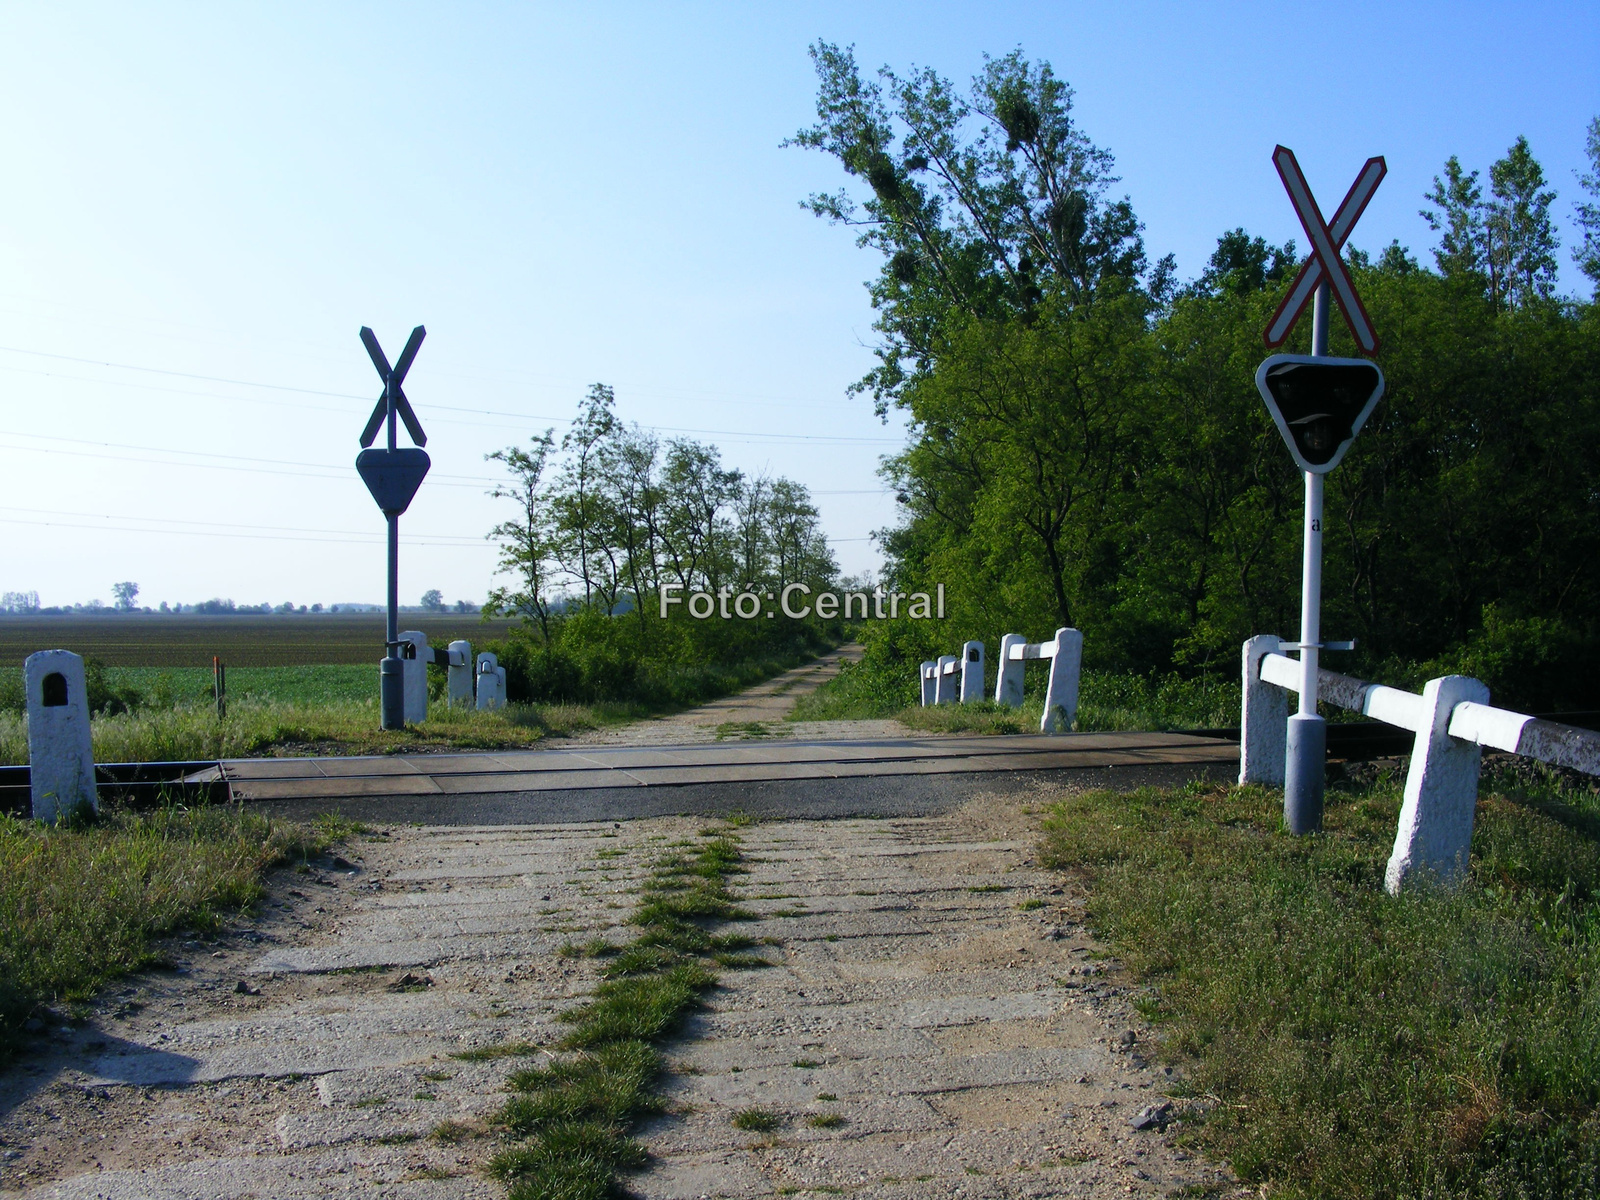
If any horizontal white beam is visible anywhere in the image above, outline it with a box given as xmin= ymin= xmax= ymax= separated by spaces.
xmin=1007 ymin=642 xmax=1057 ymax=662
xmin=1259 ymin=652 xmax=1426 ymax=733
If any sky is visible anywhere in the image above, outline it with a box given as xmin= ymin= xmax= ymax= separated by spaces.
xmin=1 ymin=1 xmax=1596 ymax=610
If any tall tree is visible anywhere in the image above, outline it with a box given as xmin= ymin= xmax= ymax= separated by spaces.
xmin=1487 ymin=135 xmax=1560 ymax=306
xmin=485 ymin=431 xmax=560 ymax=643
xmin=1575 ymin=115 xmax=1600 ymax=294
xmin=551 ymin=385 xmax=617 ymax=609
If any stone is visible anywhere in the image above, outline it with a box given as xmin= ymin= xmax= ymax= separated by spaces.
xmin=476 ymin=651 xmax=506 ymax=711
xmin=1040 ymin=628 xmax=1083 ymax=734
xmin=958 ymin=641 xmax=985 ymax=705
xmin=1131 ymin=1101 xmax=1173 ymax=1131
xmin=396 ymin=629 xmax=430 ymax=724
xmin=1239 ymin=634 xmax=1288 ymax=786
xmin=24 ymin=649 xmax=97 ymax=823
xmin=446 ymin=639 xmax=474 ymax=707
xmin=1385 ymin=674 xmax=1492 ymax=893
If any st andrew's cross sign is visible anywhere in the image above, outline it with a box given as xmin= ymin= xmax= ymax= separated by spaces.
xmin=1253 ymin=147 xmax=1387 ymax=839
xmin=354 ymin=324 xmax=430 ymax=732
xmin=1263 ymin=146 xmax=1385 ymax=354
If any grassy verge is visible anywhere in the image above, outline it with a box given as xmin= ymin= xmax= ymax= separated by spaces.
xmin=0 ymin=803 xmax=343 ymax=1050
xmin=491 ymin=829 xmax=767 ymax=1200
xmin=0 ymin=697 xmax=635 ymax=765
xmin=1039 ymin=766 xmax=1600 ymax=1197
xmin=790 ymin=658 xmax=1240 ymax=732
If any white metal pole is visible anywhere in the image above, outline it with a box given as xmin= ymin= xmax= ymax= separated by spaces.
xmin=1284 ymin=280 xmax=1332 ymax=832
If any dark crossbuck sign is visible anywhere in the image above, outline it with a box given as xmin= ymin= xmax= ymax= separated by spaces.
xmin=355 ymin=325 xmax=430 ymax=515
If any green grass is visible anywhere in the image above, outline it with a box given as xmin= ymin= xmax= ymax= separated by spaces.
xmin=0 ymin=802 xmax=337 ymax=1050
xmin=790 ymin=659 xmax=1240 ymax=732
xmin=491 ymin=831 xmax=766 ymax=1200
xmin=1038 ymin=767 xmax=1600 ymax=1198
xmin=0 ymin=694 xmax=642 ymax=765
xmin=731 ymin=1107 xmax=783 ymax=1132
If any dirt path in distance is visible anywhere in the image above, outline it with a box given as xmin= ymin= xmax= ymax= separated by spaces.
xmin=571 ymin=643 xmax=914 ymax=747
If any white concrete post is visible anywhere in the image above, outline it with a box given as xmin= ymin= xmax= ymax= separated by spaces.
xmin=994 ymin=634 xmax=1025 ymax=708
xmin=934 ymin=655 xmax=958 ymax=705
xmin=1385 ymin=674 xmax=1490 ymax=894
xmin=1040 ymin=628 xmax=1083 ymax=733
xmin=397 ymin=630 xmax=430 ymax=725
xmin=24 ymin=650 xmax=97 ymax=823
xmin=446 ymin=640 xmax=474 ymax=708
xmin=476 ymin=652 xmax=506 ymax=711
xmin=959 ymin=641 xmax=985 ymax=704
xmin=919 ymin=661 xmax=937 ymax=707
xmin=1239 ymin=634 xmax=1288 ymax=786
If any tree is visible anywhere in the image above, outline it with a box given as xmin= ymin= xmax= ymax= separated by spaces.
xmin=1575 ymin=115 xmax=1600 ymax=293
xmin=1423 ymin=139 xmax=1559 ymax=309
xmin=420 ymin=589 xmax=445 ymax=611
xmin=787 ymin=42 xmax=1159 ymax=414
xmin=1422 ymin=156 xmax=1486 ymax=283
xmin=111 ymin=581 xmax=139 ymax=611
xmin=485 ymin=430 xmax=560 ymax=642
xmin=552 ymin=385 xmax=617 ymax=608
xmin=0 ymin=591 xmax=39 ymax=614
xmin=1487 ymin=135 xmax=1559 ymax=306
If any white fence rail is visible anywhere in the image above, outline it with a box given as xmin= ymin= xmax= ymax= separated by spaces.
xmin=1240 ymin=633 xmax=1600 ymax=893
xmin=919 ymin=628 xmax=1082 ymax=734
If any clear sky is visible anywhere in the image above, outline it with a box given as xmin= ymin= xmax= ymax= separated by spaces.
xmin=2 ymin=1 xmax=1595 ymax=609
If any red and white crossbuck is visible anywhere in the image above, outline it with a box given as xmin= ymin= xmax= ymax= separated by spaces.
xmin=1263 ymin=146 xmax=1386 ymax=354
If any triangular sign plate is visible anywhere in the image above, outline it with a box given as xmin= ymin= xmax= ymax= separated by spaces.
xmin=356 ymin=447 xmax=431 ymax=515
xmin=1254 ymin=354 xmax=1385 ymax=475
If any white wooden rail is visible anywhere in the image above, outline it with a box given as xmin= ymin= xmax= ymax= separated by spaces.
xmin=1240 ymin=633 xmax=1600 ymax=893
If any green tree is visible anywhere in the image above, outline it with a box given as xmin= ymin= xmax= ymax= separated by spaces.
xmin=1574 ymin=115 xmax=1600 ymax=293
xmin=1487 ymin=135 xmax=1560 ymax=306
xmin=485 ymin=431 xmax=560 ymax=643
xmin=111 ymin=581 xmax=139 ymax=611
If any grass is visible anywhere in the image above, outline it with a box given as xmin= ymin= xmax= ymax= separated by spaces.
xmin=789 ymin=659 xmax=1240 ymax=733
xmin=1038 ymin=765 xmax=1600 ymax=1198
xmin=0 ymin=693 xmax=652 ymax=765
xmin=0 ymin=801 xmax=339 ymax=1051
xmin=490 ymin=831 xmax=765 ymax=1200
xmin=731 ymin=1107 xmax=783 ymax=1132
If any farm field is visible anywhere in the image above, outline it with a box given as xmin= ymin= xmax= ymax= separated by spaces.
xmin=0 ymin=613 xmax=519 ymax=669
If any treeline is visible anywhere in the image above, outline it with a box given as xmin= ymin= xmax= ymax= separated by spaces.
xmin=794 ymin=45 xmax=1600 ymax=711
xmin=482 ymin=385 xmax=842 ymax=703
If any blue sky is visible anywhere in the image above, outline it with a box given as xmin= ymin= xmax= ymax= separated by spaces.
xmin=1 ymin=2 xmax=1595 ymax=608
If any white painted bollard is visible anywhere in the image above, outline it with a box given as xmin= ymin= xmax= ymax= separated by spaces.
xmin=397 ymin=630 xmax=430 ymax=725
xmin=24 ymin=650 xmax=96 ymax=823
xmin=959 ymin=641 xmax=985 ymax=704
xmin=1384 ymin=674 xmax=1490 ymax=894
xmin=1239 ymin=634 xmax=1287 ymax=786
xmin=934 ymin=655 xmax=958 ymax=705
xmin=919 ymin=660 xmax=937 ymax=707
xmin=446 ymin=640 xmax=474 ymax=708
xmin=994 ymin=634 xmax=1026 ymax=707
xmin=476 ymin=652 xmax=506 ymax=711
xmin=1040 ymin=627 xmax=1082 ymax=734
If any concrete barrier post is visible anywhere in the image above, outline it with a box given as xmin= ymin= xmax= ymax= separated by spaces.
xmin=1239 ymin=634 xmax=1288 ymax=786
xmin=446 ymin=640 xmax=474 ymax=708
xmin=919 ymin=661 xmax=937 ymax=707
xmin=1040 ymin=628 xmax=1082 ymax=733
xmin=1385 ymin=674 xmax=1490 ymax=894
xmin=24 ymin=650 xmax=97 ymax=823
xmin=935 ymin=655 xmax=958 ymax=705
xmin=994 ymin=634 xmax=1025 ymax=707
xmin=959 ymin=641 xmax=985 ymax=704
xmin=476 ymin=652 xmax=506 ymax=711
xmin=398 ymin=630 xmax=430 ymax=725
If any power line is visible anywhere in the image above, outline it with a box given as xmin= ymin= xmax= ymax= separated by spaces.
xmin=0 ymin=344 xmax=902 ymax=445
xmin=0 ymin=504 xmax=486 ymax=544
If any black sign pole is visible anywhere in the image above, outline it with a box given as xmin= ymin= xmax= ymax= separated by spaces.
xmin=380 ymin=362 xmax=403 ymax=731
